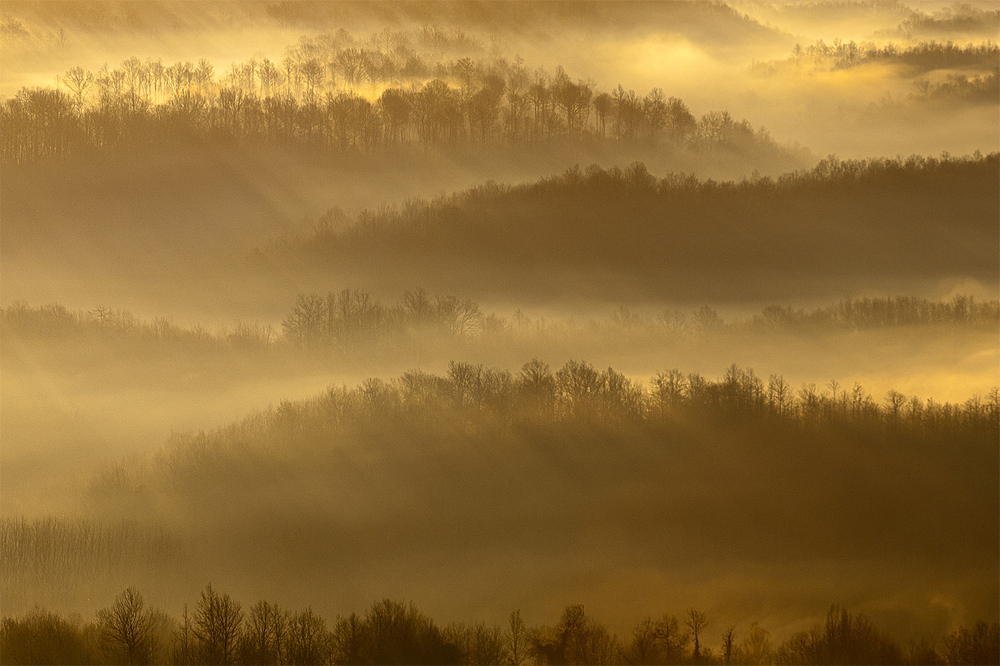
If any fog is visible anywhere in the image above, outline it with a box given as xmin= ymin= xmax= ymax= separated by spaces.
xmin=1 ymin=2 xmax=998 ymax=664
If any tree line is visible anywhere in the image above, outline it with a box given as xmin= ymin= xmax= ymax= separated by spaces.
xmin=887 ymin=3 xmax=1000 ymax=40
xmin=755 ymin=40 xmax=998 ymax=74
xmin=90 ymin=358 xmax=994 ymax=548
xmin=912 ymin=68 xmax=999 ymax=105
xmin=3 ymin=293 xmax=996 ymax=353
xmin=209 ymin=359 xmax=999 ymax=441
xmin=749 ymin=39 xmax=999 ymax=105
xmin=2 ymin=587 xmax=997 ymax=665
xmin=0 ymin=39 xmax=787 ymax=163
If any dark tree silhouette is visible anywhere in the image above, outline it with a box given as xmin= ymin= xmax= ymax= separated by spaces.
xmin=193 ymin=584 xmax=244 ymax=665
xmin=96 ymin=587 xmax=155 ymax=665
xmin=686 ymin=610 xmax=708 ymax=663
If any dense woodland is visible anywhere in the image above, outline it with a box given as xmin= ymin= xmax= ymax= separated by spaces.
xmin=9 ymin=360 xmax=993 ymax=620
xmin=266 ymin=154 xmax=999 ymax=301
xmin=1 ymin=589 xmax=998 ymax=665
xmin=3 ymin=355 xmax=998 ymax=663
xmin=121 ymin=358 xmax=999 ymax=458
xmin=2 ymin=356 xmax=998 ymax=663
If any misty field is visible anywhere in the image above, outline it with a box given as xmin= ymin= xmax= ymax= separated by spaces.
xmin=1 ymin=1 xmax=998 ymax=665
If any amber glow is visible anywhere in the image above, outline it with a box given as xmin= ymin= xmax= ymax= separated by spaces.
xmin=1 ymin=1 xmax=997 ymax=662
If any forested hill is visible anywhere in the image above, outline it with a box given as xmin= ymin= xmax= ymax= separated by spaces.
xmin=270 ymin=152 xmax=1000 ymax=303
xmin=61 ymin=360 xmax=996 ymax=644
xmin=0 ymin=73 xmax=793 ymax=167
xmin=74 ymin=356 xmax=997 ymax=564
xmin=0 ymin=10 xmax=803 ymax=169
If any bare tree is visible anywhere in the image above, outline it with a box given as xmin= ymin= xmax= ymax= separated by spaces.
xmin=331 ymin=612 xmax=366 ymax=665
xmin=593 ymin=92 xmax=613 ymax=138
xmin=193 ymin=584 xmax=243 ymax=665
xmin=740 ymin=622 xmax=773 ymax=665
xmin=287 ymin=608 xmax=329 ymax=665
xmin=656 ymin=614 xmax=689 ymax=664
xmin=624 ymin=617 xmax=659 ymax=664
xmin=686 ymin=610 xmax=708 ymax=663
xmin=60 ymin=66 xmax=93 ymax=110
xmin=282 ymin=293 xmax=326 ymax=345
xmin=885 ymin=389 xmax=907 ymax=422
xmin=644 ymin=88 xmax=669 ymax=144
xmin=241 ymin=600 xmax=287 ymax=665
xmin=300 ymin=58 xmax=325 ymax=101
xmin=96 ymin=586 xmax=155 ymax=665
xmin=435 ymin=295 xmax=483 ymax=338
xmin=721 ymin=625 xmax=736 ymax=665
xmin=173 ymin=604 xmax=195 ymax=665
xmin=449 ymin=621 xmax=507 ymax=665
xmin=506 ymin=610 xmax=528 ymax=666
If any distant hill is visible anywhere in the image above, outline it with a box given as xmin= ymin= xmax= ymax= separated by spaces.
xmin=272 ymin=153 xmax=1000 ymax=303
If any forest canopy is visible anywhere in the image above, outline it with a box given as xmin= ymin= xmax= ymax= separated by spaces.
xmin=265 ymin=153 xmax=1000 ymax=302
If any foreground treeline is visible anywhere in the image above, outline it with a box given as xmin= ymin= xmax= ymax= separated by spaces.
xmin=0 ymin=32 xmax=790 ymax=164
xmin=2 ymin=293 xmax=996 ymax=353
xmin=2 ymin=587 xmax=997 ymax=665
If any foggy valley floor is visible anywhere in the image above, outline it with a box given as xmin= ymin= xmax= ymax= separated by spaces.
xmin=2 ymin=1 xmax=999 ymax=664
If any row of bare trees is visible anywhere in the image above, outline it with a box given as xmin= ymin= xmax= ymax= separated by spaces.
xmin=1 ymin=51 xmax=785 ymax=163
xmin=3 ymin=292 xmax=996 ymax=353
xmin=281 ymin=288 xmax=487 ymax=346
xmin=201 ymin=358 xmax=998 ymax=444
xmin=744 ymin=295 xmax=998 ymax=331
xmin=758 ymin=40 xmax=997 ymax=73
xmin=3 ymin=589 xmax=997 ymax=665
xmin=0 ymin=519 xmax=177 ymax=606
